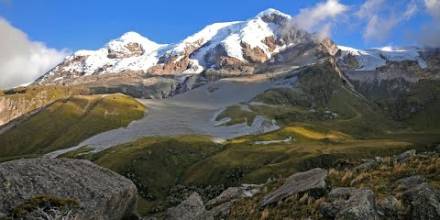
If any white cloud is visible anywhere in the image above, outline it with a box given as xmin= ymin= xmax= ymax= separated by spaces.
xmin=0 ymin=18 xmax=68 ymax=89
xmin=293 ymin=0 xmax=348 ymax=37
xmin=357 ymin=0 xmax=418 ymax=42
xmin=420 ymin=0 xmax=440 ymax=47
xmin=425 ymin=0 xmax=440 ymax=18
xmin=357 ymin=0 xmax=385 ymax=18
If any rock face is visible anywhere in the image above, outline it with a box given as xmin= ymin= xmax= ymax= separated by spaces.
xmin=394 ymin=176 xmax=440 ymax=220
xmin=320 ymin=187 xmax=379 ymax=220
xmin=0 ymin=87 xmax=81 ymax=127
xmin=260 ymin=168 xmax=327 ymax=207
xmin=0 ymin=158 xmax=138 ymax=220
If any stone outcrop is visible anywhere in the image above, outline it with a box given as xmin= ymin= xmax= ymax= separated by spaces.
xmin=165 ymin=192 xmax=207 ymax=220
xmin=376 ymin=195 xmax=402 ymax=219
xmin=165 ymin=184 xmax=262 ymax=220
xmin=394 ymin=176 xmax=440 ymax=220
xmin=206 ymin=184 xmax=262 ymax=208
xmin=148 ymin=55 xmax=191 ymax=75
xmin=320 ymin=187 xmax=379 ymax=220
xmin=108 ymin=42 xmax=145 ymax=59
xmin=242 ymin=42 xmax=269 ymax=63
xmin=395 ymin=149 xmax=417 ymax=163
xmin=0 ymin=87 xmax=86 ymax=127
xmin=0 ymin=158 xmax=138 ymax=220
xmin=260 ymin=168 xmax=328 ymax=207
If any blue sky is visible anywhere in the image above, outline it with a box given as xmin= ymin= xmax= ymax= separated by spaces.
xmin=0 ymin=0 xmax=437 ymax=51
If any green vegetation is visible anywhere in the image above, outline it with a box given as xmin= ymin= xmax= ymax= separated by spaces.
xmin=64 ymin=126 xmax=432 ymax=215
xmin=62 ymin=135 xmax=223 ymax=215
xmin=183 ymin=134 xmax=414 ymax=187
xmin=1 ymin=85 xmax=89 ymax=111
xmin=0 ymin=94 xmax=145 ymax=160
xmin=60 ymin=62 xmax=440 ymax=216
xmin=215 ymin=105 xmax=257 ymax=126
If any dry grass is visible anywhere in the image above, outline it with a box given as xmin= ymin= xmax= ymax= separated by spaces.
xmin=229 ymin=151 xmax=440 ymax=219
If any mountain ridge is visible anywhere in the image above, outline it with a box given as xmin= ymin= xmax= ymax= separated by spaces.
xmin=33 ymin=8 xmax=324 ymax=85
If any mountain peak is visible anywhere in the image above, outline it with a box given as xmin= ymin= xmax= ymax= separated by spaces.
xmin=111 ymin=31 xmax=161 ymax=48
xmin=257 ymin=8 xmax=290 ymax=18
xmin=119 ymin=31 xmax=145 ymax=41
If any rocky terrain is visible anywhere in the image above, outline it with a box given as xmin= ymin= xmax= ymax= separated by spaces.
xmin=0 ymin=158 xmax=139 ymax=220
xmin=158 ymin=147 xmax=440 ymax=220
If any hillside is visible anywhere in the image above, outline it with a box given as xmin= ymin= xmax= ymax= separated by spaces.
xmin=0 ymin=94 xmax=145 ymax=161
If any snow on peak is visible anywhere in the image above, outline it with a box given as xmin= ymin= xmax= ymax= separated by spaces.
xmin=257 ymin=8 xmax=292 ymax=20
xmin=108 ymin=31 xmax=163 ymax=53
xmin=188 ymin=9 xmax=293 ymax=64
xmin=40 ymin=9 xmax=299 ymax=81
xmin=338 ymin=45 xmax=427 ymax=70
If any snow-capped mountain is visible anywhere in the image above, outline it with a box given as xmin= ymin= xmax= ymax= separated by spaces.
xmin=338 ymin=45 xmax=428 ymax=71
xmin=36 ymin=9 xmax=317 ymax=84
xmin=34 ymin=7 xmax=439 ymax=92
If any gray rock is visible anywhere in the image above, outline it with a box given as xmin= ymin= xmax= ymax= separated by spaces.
xmin=395 ymin=149 xmax=416 ymax=163
xmin=353 ymin=159 xmax=379 ymax=172
xmin=206 ymin=184 xmax=262 ymax=208
xmin=0 ymin=158 xmax=138 ymax=220
xmin=165 ymin=192 xmax=209 ymax=220
xmin=260 ymin=168 xmax=327 ymax=207
xmin=201 ymin=184 xmax=262 ymax=219
xmin=376 ymin=195 xmax=401 ymax=219
xmin=201 ymin=201 xmax=233 ymax=220
xmin=320 ymin=187 xmax=379 ymax=220
xmin=395 ymin=175 xmax=427 ymax=190
xmin=395 ymin=176 xmax=440 ymax=220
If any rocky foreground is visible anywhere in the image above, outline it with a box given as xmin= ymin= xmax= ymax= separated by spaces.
xmin=0 ymin=147 xmax=439 ymax=220
xmin=160 ymin=147 xmax=440 ymax=220
xmin=0 ymin=159 xmax=138 ymax=220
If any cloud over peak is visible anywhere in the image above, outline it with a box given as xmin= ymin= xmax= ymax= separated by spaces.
xmin=293 ymin=0 xmax=348 ymax=37
xmin=0 ymin=18 xmax=68 ymax=89
xmin=357 ymin=0 xmax=419 ymax=42
xmin=420 ymin=0 xmax=440 ymax=47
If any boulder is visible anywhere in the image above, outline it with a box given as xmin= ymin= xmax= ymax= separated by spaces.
xmin=206 ymin=184 xmax=262 ymax=208
xmin=320 ymin=187 xmax=379 ymax=220
xmin=202 ymin=184 xmax=262 ymax=219
xmin=395 ymin=175 xmax=427 ymax=190
xmin=0 ymin=158 xmax=138 ymax=220
xmin=395 ymin=149 xmax=416 ymax=163
xmin=395 ymin=176 xmax=440 ymax=220
xmin=376 ymin=195 xmax=401 ymax=219
xmin=353 ymin=159 xmax=379 ymax=172
xmin=165 ymin=192 xmax=208 ymax=220
xmin=260 ymin=168 xmax=327 ymax=207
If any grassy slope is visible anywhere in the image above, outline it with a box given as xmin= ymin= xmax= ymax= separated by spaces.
xmin=62 ymin=135 xmax=223 ymax=215
xmin=0 ymin=86 xmax=89 ymax=118
xmin=0 ymin=94 xmax=145 ymax=161
xmin=215 ymin=105 xmax=257 ymax=126
xmin=62 ymin=61 xmax=440 ymax=216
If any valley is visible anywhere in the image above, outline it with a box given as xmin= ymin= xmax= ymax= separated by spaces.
xmin=0 ymin=7 xmax=440 ymax=220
